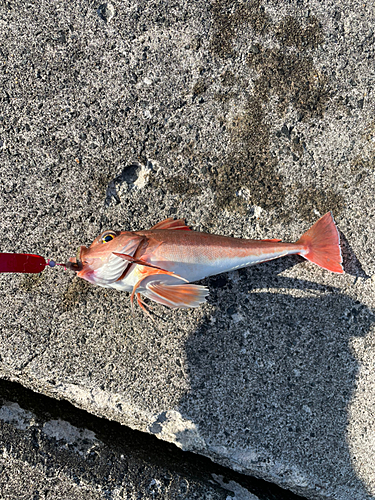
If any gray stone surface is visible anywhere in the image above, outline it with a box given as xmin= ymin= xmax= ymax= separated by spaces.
xmin=0 ymin=384 xmax=258 ymax=500
xmin=0 ymin=0 xmax=375 ymax=499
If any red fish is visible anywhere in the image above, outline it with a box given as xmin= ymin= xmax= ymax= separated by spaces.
xmin=66 ymin=212 xmax=343 ymax=313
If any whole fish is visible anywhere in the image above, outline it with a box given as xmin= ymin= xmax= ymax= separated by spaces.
xmin=66 ymin=212 xmax=343 ymax=313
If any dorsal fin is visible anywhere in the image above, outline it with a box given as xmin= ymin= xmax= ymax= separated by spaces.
xmin=261 ymin=238 xmax=282 ymax=242
xmin=150 ymin=218 xmax=192 ymax=231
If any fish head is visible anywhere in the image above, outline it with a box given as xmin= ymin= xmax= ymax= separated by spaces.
xmin=66 ymin=230 xmax=143 ymax=286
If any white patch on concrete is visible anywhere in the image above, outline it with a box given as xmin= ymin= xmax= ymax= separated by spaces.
xmin=0 ymin=402 xmax=100 ymax=458
xmin=0 ymin=402 xmax=34 ymax=430
xmin=149 ymin=478 xmax=162 ymax=490
xmin=100 ymin=2 xmax=115 ymax=22
xmin=236 ymin=187 xmax=251 ymax=201
xmin=149 ymin=410 xmax=206 ymax=451
xmin=209 ymin=445 xmax=313 ymax=489
xmin=42 ymin=419 xmax=95 ymax=444
xmin=133 ymin=162 xmax=153 ymax=189
xmin=53 ymin=382 xmax=154 ymax=430
xmin=212 ymin=474 xmax=260 ymax=500
xmin=231 ymin=312 xmax=244 ymax=323
xmin=253 ymin=206 xmax=262 ymax=219
xmin=42 ymin=419 xmax=99 ymax=456
xmin=302 ymin=405 xmax=312 ymax=415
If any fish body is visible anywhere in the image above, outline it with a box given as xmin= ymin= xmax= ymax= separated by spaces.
xmin=128 ymin=229 xmax=302 ymax=283
xmin=67 ymin=213 xmax=343 ymax=312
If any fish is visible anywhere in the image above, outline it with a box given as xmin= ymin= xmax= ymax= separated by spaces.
xmin=66 ymin=212 xmax=343 ymax=314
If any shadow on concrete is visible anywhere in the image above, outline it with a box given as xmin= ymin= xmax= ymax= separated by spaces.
xmin=340 ymin=231 xmax=371 ymax=279
xmin=178 ymin=258 xmax=374 ymax=498
xmin=0 ymin=378 xmax=306 ymax=500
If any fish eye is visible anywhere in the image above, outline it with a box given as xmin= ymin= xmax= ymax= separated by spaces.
xmin=101 ymin=232 xmax=116 ymax=243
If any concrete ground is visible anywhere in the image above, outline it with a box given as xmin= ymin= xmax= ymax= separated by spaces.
xmin=0 ymin=0 xmax=375 ymax=498
xmin=0 ymin=379 xmax=305 ymax=500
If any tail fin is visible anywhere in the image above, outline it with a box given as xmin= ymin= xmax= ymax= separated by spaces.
xmin=297 ymin=212 xmax=344 ymax=273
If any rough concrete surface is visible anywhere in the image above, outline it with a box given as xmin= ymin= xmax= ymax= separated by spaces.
xmin=0 ymin=380 xmax=269 ymax=500
xmin=0 ymin=0 xmax=375 ymax=499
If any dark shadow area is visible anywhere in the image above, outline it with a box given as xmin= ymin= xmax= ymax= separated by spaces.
xmin=105 ymin=163 xmax=142 ymax=206
xmin=0 ymin=378 xmax=306 ymax=500
xmin=178 ymin=261 xmax=374 ymax=498
xmin=205 ymin=255 xmax=341 ymax=298
xmin=339 ymin=231 xmax=371 ymax=278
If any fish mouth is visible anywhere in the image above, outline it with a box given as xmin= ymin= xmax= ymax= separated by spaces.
xmin=65 ymin=246 xmax=85 ymax=272
xmin=65 ymin=258 xmax=83 ymax=272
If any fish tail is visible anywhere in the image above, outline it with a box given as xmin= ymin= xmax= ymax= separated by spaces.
xmin=297 ymin=212 xmax=344 ymax=273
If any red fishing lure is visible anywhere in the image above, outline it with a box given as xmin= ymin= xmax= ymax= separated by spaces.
xmin=0 ymin=253 xmax=59 ymax=273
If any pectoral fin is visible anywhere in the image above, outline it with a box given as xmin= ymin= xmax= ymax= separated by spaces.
xmin=146 ymin=282 xmax=209 ymax=309
xmin=130 ymin=269 xmax=208 ymax=310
